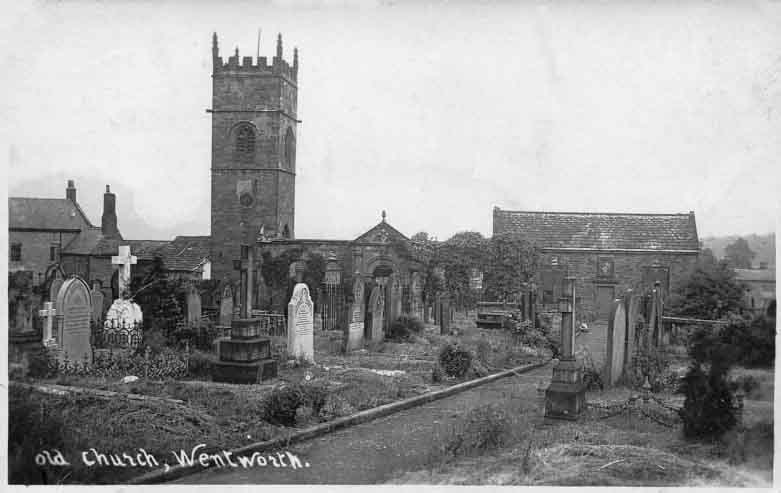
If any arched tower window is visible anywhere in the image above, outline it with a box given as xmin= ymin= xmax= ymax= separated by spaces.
xmin=235 ymin=124 xmax=256 ymax=163
xmin=284 ymin=127 xmax=296 ymax=170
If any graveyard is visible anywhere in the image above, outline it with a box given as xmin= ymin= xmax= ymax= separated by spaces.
xmin=5 ymin=14 xmax=777 ymax=487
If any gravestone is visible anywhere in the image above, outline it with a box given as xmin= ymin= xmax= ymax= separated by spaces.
xmin=9 ymin=271 xmax=45 ymax=377
xmin=344 ymin=276 xmax=365 ymax=351
xmin=186 ymin=283 xmax=202 ymax=328
xmin=39 ymin=302 xmax=57 ymax=343
xmin=624 ymin=293 xmax=641 ymax=371
xmin=90 ymin=280 xmax=105 ymax=323
xmin=438 ymin=297 xmax=451 ymax=335
xmin=287 ymin=283 xmax=314 ymax=362
xmin=111 ymin=245 xmax=137 ymax=297
xmin=55 ymin=276 xmax=93 ymax=364
xmin=49 ymin=269 xmax=65 ymax=303
xmin=105 ymin=298 xmax=143 ymax=329
xmin=389 ymin=274 xmax=402 ymax=322
xmin=604 ymin=299 xmax=627 ymax=386
xmin=367 ymin=285 xmax=385 ymax=341
xmin=219 ymin=283 xmax=234 ymax=327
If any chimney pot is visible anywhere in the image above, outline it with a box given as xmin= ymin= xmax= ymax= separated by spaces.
xmin=66 ymin=180 xmax=77 ymax=203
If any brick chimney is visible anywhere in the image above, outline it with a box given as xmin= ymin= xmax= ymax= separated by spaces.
xmin=66 ymin=180 xmax=77 ymax=203
xmin=101 ymin=185 xmax=119 ymax=238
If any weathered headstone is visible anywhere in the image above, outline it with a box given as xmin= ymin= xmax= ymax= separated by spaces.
xmin=624 ymin=292 xmax=641 ymax=371
xmin=367 ymin=285 xmax=385 ymax=341
xmin=185 ymin=283 xmax=202 ymax=328
xmin=604 ymin=299 xmax=627 ymax=386
xmin=90 ymin=280 xmax=105 ymax=323
xmin=55 ymin=276 xmax=93 ymax=364
xmin=411 ymin=272 xmax=424 ymax=320
xmin=219 ymin=283 xmax=234 ymax=327
xmin=111 ymin=245 xmax=137 ymax=297
xmin=49 ymin=269 xmax=65 ymax=303
xmin=390 ymin=274 xmax=402 ymax=322
xmin=345 ymin=276 xmax=365 ymax=351
xmin=287 ymin=283 xmax=314 ymax=362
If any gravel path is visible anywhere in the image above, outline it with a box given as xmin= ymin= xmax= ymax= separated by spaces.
xmin=175 ymin=364 xmax=550 ymax=484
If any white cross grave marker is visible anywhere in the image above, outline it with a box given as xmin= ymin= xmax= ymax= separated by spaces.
xmin=112 ymin=245 xmax=137 ymax=297
xmin=39 ymin=301 xmax=57 ymax=343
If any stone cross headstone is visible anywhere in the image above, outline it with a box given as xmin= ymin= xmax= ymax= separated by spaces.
xmin=368 ymin=285 xmax=385 ymax=341
xmin=604 ymin=299 xmax=627 ymax=386
xmin=111 ymin=245 xmax=137 ymax=297
xmin=186 ymin=283 xmax=202 ymax=328
xmin=345 ymin=276 xmax=365 ymax=351
xmin=39 ymin=301 xmax=57 ymax=343
xmin=287 ymin=283 xmax=314 ymax=362
xmin=219 ymin=283 xmax=234 ymax=327
xmin=90 ymin=281 xmax=105 ymax=323
xmin=55 ymin=277 xmax=93 ymax=364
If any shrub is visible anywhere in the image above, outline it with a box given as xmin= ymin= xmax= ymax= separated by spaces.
xmin=625 ymin=345 xmax=671 ymax=390
xmin=445 ymin=404 xmax=511 ymax=457
xmin=386 ymin=314 xmax=424 ymax=342
xmin=262 ymin=384 xmax=304 ymax=426
xmin=300 ymin=382 xmax=328 ymax=417
xmin=26 ymin=348 xmax=57 ymax=379
xmin=138 ymin=328 xmax=168 ymax=356
xmin=722 ymin=315 xmax=775 ymax=367
xmin=679 ymin=327 xmax=737 ymax=440
xmin=439 ymin=344 xmax=472 ymax=378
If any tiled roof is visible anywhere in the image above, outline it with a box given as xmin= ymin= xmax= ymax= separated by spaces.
xmin=492 ymin=208 xmax=699 ymax=252
xmin=9 ymin=197 xmax=93 ymax=230
xmin=63 ymin=227 xmax=124 ymax=256
xmin=734 ymin=268 xmax=775 ymax=283
xmin=154 ymin=236 xmax=210 ymax=272
xmin=126 ymin=240 xmax=170 ymax=261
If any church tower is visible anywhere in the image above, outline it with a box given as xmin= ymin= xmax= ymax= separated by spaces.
xmin=210 ymin=32 xmax=299 ymax=283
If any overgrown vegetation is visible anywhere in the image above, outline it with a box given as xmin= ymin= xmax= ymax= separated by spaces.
xmin=386 ymin=314 xmax=425 ymax=341
xmin=444 ymin=404 xmax=511 ymax=457
xmin=438 ymin=343 xmax=473 ymax=378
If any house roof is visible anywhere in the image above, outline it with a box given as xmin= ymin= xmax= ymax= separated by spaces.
xmin=125 ymin=240 xmax=170 ymax=261
xmin=492 ymin=208 xmax=700 ymax=252
xmin=8 ymin=197 xmax=94 ymax=231
xmin=154 ymin=236 xmax=210 ymax=272
xmin=354 ymin=218 xmax=410 ymax=244
xmin=734 ymin=268 xmax=775 ymax=283
xmin=62 ymin=227 xmax=124 ymax=256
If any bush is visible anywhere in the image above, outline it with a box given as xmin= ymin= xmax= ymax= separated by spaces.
xmin=625 ymin=345 xmax=671 ymax=390
xmin=262 ymin=385 xmax=304 ymax=426
xmin=386 ymin=314 xmax=424 ymax=342
xmin=722 ymin=316 xmax=775 ymax=367
xmin=56 ymin=347 xmax=189 ymax=379
xmin=300 ymin=382 xmax=328 ymax=417
xmin=138 ymin=328 xmax=168 ymax=356
xmin=439 ymin=344 xmax=472 ymax=378
xmin=679 ymin=327 xmax=737 ymax=440
xmin=445 ymin=404 xmax=511 ymax=457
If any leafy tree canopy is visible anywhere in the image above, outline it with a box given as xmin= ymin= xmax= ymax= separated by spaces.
xmin=668 ymin=248 xmax=747 ymax=320
xmin=724 ymin=237 xmax=756 ymax=269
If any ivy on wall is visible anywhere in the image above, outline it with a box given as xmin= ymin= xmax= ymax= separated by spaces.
xmin=261 ymin=249 xmax=326 ymax=313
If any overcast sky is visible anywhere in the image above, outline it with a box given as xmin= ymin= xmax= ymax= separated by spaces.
xmin=3 ymin=1 xmax=780 ymax=241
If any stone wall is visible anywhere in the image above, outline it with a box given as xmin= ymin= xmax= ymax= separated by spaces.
xmin=8 ymin=230 xmax=79 ymax=281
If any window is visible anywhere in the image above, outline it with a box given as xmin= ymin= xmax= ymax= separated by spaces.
xmin=11 ymin=243 xmax=21 ymax=262
xmin=235 ymin=124 xmax=256 ymax=162
xmin=282 ymin=224 xmax=290 ymax=238
xmin=284 ymin=127 xmax=296 ymax=169
xmin=50 ymin=244 xmax=60 ymax=262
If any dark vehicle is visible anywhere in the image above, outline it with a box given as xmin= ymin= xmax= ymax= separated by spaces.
xmin=476 ymin=301 xmax=520 ymax=329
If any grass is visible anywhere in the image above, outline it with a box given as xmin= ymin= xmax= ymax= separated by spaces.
xmin=389 ymin=366 xmax=775 ymax=487
xmin=11 ymin=311 xmax=549 ymax=484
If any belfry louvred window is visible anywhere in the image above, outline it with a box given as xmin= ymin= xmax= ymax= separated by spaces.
xmin=235 ymin=124 xmax=256 ymax=162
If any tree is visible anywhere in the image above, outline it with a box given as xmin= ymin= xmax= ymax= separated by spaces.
xmin=411 ymin=231 xmax=433 ymax=244
xmin=428 ymin=231 xmax=490 ymax=310
xmin=724 ymin=237 xmax=755 ymax=269
xmin=483 ymin=233 xmax=540 ymax=303
xmin=668 ymin=249 xmax=746 ymax=320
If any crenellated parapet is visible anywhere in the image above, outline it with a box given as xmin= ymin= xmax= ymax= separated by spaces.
xmin=212 ymin=32 xmax=298 ymax=83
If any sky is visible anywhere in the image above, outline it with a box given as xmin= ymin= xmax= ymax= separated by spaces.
xmin=2 ymin=1 xmax=780 ymax=242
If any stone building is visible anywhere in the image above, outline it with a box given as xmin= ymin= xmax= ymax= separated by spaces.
xmin=492 ymin=207 xmax=700 ymax=321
